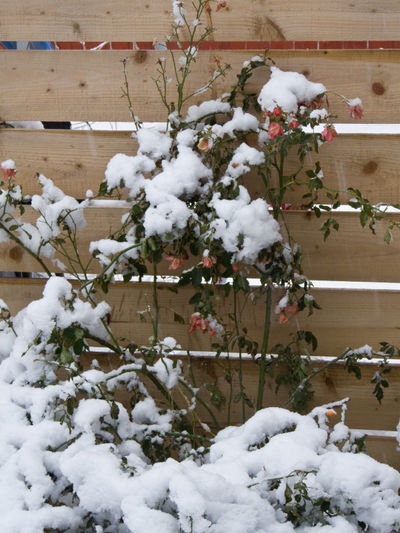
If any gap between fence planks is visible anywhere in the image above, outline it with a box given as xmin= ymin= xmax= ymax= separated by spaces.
xmin=1 ymin=0 xmax=399 ymax=42
xmin=2 ymin=277 xmax=400 ymax=358
xmin=0 ymin=50 xmax=397 ymax=122
xmin=1 ymin=129 xmax=399 ymax=206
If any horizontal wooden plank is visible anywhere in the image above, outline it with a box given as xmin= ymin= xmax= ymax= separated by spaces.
xmin=3 ymin=278 xmax=400 ymax=358
xmin=0 ymin=50 xmax=397 ymax=122
xmin=363 ymin=436 xmax=399 ymax=471
xmin=286 ymin=211 xmax=400 ymax=283
xmin=2 ymin=130 xmax=400 ymax=206
xmin=1 ymin=207 xmax=399 ymax=282
xmin=1 ymin=0 xmax=399 ymax=41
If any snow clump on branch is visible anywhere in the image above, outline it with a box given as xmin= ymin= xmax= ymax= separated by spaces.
xmin=258 ymin=66 xmax=326 ymax=114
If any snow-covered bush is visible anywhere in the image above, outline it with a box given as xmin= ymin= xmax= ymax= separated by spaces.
xmin=0 ymin=0 xmax=399 ymax=530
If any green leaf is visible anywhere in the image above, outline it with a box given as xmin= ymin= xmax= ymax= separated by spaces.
xmin=384 ymin=228 xmax=392 ymax=244
xmin=110 ymin=402 xmax=120 ymax=420
xmin=360 ymin=210 xmax=369 ymax=227
xmin=189 ymin=292 xmax=202 ymax=305
xmin=137 ymin=311 xmax=146 ymax=323
xmin=191 ymin=268 xmax=202 ymax=288
xmin=73 ymin=338 xmax=85 ymax=355
xmin=98 ymin=181 xmax=108 ymax=196
xmin=61 ymin=347 xmax=74 ymax=364
xmin=173 ymin=312 xmax=185 ymax=324
xmin=147 ymin=237 xmax=158 ymax=251
xmin=66 ymin=397 xmax=75 ymax=416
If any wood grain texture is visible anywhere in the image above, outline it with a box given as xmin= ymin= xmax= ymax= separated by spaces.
xmin=0 ymin=0 xmax=399 ymax=41
xmin=2 ymin=278 xmax=400 ymax=357
xmin=1 ymin=130 xmax=400 ymax=206
xmin=1 ymin=206 xmax=399 ymax=282
xmin=363 ymin=436 xmax=399 ymax=471
xmin=0 ymin=50 xmax=397 ymax=122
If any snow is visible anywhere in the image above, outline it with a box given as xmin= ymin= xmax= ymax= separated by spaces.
xmin=258 ymin=67 xmax=326 ymax=114
xmin=209 ymin=186 xmax=282 ymax=263
xmin=172 ymin=0 xmax=186 ymax=26
xmin=0 ymin=275 xmax=396 ymax=531
xmin=0 ymin=159 xmax=16 ymax=170
xmin=185 ymin=100 xmax=231 ymax=122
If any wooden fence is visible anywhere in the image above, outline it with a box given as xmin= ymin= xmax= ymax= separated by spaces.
xmin=0 ymin=0 xmax=399 ymax=468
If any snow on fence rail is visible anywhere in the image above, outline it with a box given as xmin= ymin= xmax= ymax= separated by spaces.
xmin=0 ymin=1 xmax=399 ymax=470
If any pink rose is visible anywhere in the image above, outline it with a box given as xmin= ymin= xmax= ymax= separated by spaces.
xmin=165 ymin=255 xmax=184 ymax=270
xmin=349 ymin=104 xmax=363 ymax=119
xmin=268 ymin=122 xmax=284 ymax=140
xmin=321 ymin=126 xmax=337 ymax=143
xmin=1 ymin=168 xmax=15 ymax=180
xmin=278 ymin=302 xmax=299 ymax=324
xmin=202 ymin=255 xmax=215 ymax=268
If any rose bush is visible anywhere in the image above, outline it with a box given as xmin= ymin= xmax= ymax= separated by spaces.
xmin=0 ymin=0 xmax=399 ymax=531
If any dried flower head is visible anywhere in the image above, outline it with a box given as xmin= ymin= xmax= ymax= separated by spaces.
xmin=216 ymin=0 xmax=227 ymax=12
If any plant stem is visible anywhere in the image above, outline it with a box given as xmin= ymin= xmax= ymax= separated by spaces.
xmin=233 ymin=289 xmax=246 ymax=423
xmin=256 ymin=285 xmax=272 ymax=411
xmin=152 ymin=260 xmax=159 ymax=344
xmin=178 ymin=378 xmax=221 ymax=430
xmin=121 ymin=59 xmax=141 ymax=131
xmin=281 ymin=349 xmax=351 ymax=409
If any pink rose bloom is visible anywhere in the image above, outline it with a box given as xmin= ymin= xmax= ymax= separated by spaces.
xmin=268 ymin=122 xmax=284 ymax=140
xmin=349 ymin=104 xmax=363 ymax=119
xmin=273 ymin=107 xmax=281 ymax=117
xmin=189 ymin=313 xmax=210 ymax=334
xmin=165 ymin=255 xmax=184 ymax=270
xmin=321 ymin=126 xmax=337 ymax=143
xmin=189 ymin=313 xmax=202 ymax=333
xmin=202 ymin=255 xmax=215 ymax=268
xmin=289 ymin=120 xmax=299 ymax=129
xmin=1 ymin=168 xmax=15 ymax=180
xmin=279 ymin=302 xmax=299 ymax=324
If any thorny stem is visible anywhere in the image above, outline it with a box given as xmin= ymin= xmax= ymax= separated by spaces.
xmin=233 ymin=289 xmax=246 ymax=423
xmin=226 ymin=354 xmax=233 ymax=427
xmin=121 ymin=58 xmax=141 ymax=132
xmin=256 ymin=285 xmax=272 ymax=411
xmin=152 ymin=260 xmax=160 ymax=344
